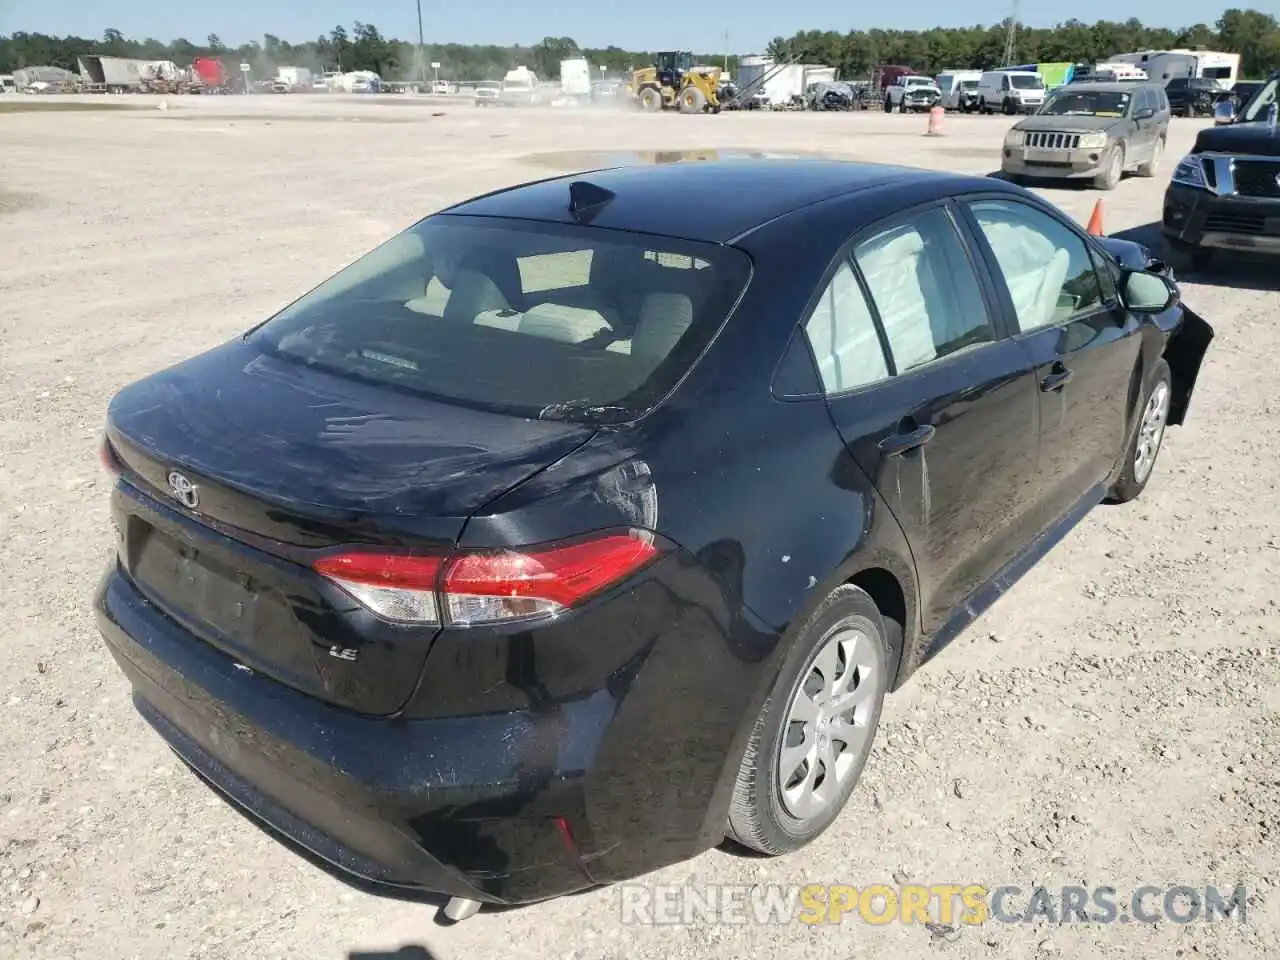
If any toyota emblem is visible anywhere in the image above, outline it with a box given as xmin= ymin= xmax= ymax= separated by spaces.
xmin=167 ymin=471 xmax=200 ymax=509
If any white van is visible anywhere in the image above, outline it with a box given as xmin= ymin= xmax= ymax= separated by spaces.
xmin=977 ymin=70 xmax=1046 ymax=114
xmin=937 ymin=70 xmax=982 ymax=110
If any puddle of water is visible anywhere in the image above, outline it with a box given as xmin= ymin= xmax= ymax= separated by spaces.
xmin=0 ymin=190 xmax=40 ymax=214
xmin=0 ymin=100 xmax=149 ymax=114
xmin=520 ymin=147 xmax=843 ymax=168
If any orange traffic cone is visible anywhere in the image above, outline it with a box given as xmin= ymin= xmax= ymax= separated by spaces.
xmin=925 ymin=105 xmax=944 ymax=136
xmin=1086 ymin=200 xmax=1104 ymax=236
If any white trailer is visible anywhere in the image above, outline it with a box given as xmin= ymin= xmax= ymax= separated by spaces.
xmin=1106 ymin=50 xmax=1240 ymax=88
xmin=737 ymin=59 xmax=836 ymax=106
xmin=559 ymin=57 xmax=591 ymax=98
xmin=277 ymin=66 xmax=313 ymax=90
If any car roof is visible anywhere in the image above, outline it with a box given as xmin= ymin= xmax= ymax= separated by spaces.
xmin=439 ymin=160 xmax=968 ymax=244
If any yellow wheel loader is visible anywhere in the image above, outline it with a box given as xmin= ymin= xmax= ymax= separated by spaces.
xmin=630 ymin=51 xmax=722 ymax=113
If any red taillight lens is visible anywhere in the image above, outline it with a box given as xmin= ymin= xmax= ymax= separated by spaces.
xmin=443 ymin=533 xmax=659 ymax=625
xmin=313 ymin=531 xmax=660 ymax=627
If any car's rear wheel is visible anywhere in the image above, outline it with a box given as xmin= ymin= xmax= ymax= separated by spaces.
xmin=883 ymin=96 xmax=893 ymax=113
xmin=727 ymin=585 xmax=891 ymax=855
xmin=1106 ymin=360 xmax=1172 ymax=504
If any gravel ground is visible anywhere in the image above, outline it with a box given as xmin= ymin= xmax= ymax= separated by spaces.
xmin=1 ymin=94 xmax=1277 ymax=960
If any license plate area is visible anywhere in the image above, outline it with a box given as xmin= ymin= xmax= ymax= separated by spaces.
xmin=131 ymin=519 xmax=263 ymax=646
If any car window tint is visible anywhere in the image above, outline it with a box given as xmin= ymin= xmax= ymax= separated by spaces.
xmin=853 ymin=208 xmax=994 ymax=374
xmin=802 ymin=261 xmax=889 ymax=393
xmin=967 ymin=199 xmax=1105 ymax=334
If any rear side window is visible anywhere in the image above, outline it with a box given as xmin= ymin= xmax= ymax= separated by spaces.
xmin=802 ymin=262 xmax=888 ymax=393
xmin=255 ymin=216 xmax=751 ymax=423
xmin=852 ymin=207 xmax=994 ymax=374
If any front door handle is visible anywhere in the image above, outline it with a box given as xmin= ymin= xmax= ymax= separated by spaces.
xmin=877 ymin=423 xmax=936 ymax=457
xmin=1040 ymin=363 xmax=1074 ymax=393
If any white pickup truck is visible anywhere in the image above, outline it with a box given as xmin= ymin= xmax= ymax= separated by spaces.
xmin=884 ymin=75 xmax=942 ymax=113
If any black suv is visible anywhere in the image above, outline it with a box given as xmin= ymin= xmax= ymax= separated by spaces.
xmin=1163 ymin=71 xmax=1280 ymax=270
xmin=1164 ymin=77 xmax=1226 ymax=118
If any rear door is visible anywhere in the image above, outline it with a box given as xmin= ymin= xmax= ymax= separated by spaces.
xmin=1129 ymin=87 xmax=1157 ymax=162
xmin=801 ymin=203 xmax=1043 ymax=635
xmin=957 ymin=195 xmax=1143 ymax=526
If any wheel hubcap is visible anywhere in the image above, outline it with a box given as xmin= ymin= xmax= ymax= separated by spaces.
xmin=777 ymin=626 xmax=882 ymax=821
xmin=1134 ymin=380 xmax=1170 ymax=484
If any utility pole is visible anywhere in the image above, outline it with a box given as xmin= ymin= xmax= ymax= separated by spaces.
xmin=416 ymin=0 xmax=427 ymax=85
xmin=1001 ymin=0 xmax=1018 ymax=67
xmin=723 ymin=31 xmax=729 ymax=72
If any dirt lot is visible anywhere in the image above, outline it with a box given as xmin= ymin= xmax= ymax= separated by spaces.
xmin=1 ymin=94 xmax=1277 ymax=960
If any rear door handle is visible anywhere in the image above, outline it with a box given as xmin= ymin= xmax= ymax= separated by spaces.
xmin=877 ymin=423 xmax=936 ymax=457
xmin=1040 ymin=363 xmax=1074 ymax=393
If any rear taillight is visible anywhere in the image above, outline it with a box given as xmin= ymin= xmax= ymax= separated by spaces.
xmin=313 ymin=530 xmax=660 ymax=627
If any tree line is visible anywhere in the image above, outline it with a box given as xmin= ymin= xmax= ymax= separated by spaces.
xmin=767 ymin=9 xmax=1279 ymax=80
xmin=2 ymin=10 xmax=1277 ymax=83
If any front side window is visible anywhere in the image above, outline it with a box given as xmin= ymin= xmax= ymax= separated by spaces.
xmin=852 ymin=207 xmax=995 ymax=374
xmin=966 ymin=199 xmax=1105 ymax=334
xmin=254 ymin=216 xmax=751 ymax=423
xmin=1240 ymin=75 xmax=1277 ymax=122
xmin=802 ymin=262 xmax=888 ymax=394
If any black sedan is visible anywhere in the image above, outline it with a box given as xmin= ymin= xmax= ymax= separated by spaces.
xmin=95 ymin=160 xmax=1213 ymax=920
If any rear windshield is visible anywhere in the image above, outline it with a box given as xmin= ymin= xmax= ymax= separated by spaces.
xmin=253 ymin=216 xmax=752 ymax=423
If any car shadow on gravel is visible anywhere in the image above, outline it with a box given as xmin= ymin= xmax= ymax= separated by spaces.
xmin=1110 ymin=221 xmax=1280 ymax=292
xmin=350 ymin=948 xmax=441 ymax=960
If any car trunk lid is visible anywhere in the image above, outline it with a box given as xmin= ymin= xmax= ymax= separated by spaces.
xmin=106 ymin=339 xmax=595 ymax=715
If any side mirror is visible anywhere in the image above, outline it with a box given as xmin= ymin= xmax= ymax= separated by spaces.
xmin=1213 ymin=100 xmax=1236 ymax=125
xmin=1120 ymin=269 xmax=1179 ymax=314
xmin=1135 ymin=107 xmax=1155 ymax=120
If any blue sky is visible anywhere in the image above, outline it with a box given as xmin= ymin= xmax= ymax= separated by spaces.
xmin=4 ymin=0 xmax=1235 ymax=53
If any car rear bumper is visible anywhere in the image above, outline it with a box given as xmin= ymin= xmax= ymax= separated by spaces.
xmin=1162 ymin=183 xmax=1280 ymax=254
xmin=95 ymin=547 xmax=775 ymax=904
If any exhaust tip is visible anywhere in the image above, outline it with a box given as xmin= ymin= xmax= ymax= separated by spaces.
xmin=441 ymin=896 xmax=482 ymax=923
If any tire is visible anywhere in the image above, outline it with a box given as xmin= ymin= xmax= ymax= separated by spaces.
xmin=1002 ymin=97 xmax=1016 ymax=115
xmin=1106 ymin=360 xmax=1172 ymax=504
xmin=883 ymin=96 xmax=893 ymax=113
xmin=727 ymin=584 xmax=893 ymax=855
xmin=1163 ymin=237 xmax=1213 ymax=274
xmin=1137 ymin=137 xmax=1164 ymax=178
xmin=979 ymin=97 xmax=991 ymax=115
xmin=638 ymin=87 xmax=663 ymax=112
xmin=679 ymin=86 xmax=707 ymax=114
xmin=1093 ymin=143 xmax=1124 ymax=190
xmin=1185 ymin=103 xmax=1197 ymax=119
